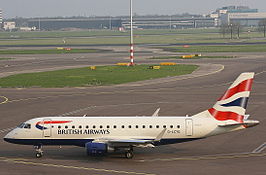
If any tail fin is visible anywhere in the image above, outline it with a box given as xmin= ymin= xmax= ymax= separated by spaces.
xmin=207 ymin=72 xmax=254 ymax=123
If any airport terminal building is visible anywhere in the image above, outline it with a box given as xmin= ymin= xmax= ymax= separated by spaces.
xmin=2 ymin=5 xmax=266 ymax=31
xmin=211 ymin=6 xmax=266 ymax=26
xmin=27 ymin=16 xmax=215 ymax=30
xmin=220 ymin=12 xmax=266 ymax=26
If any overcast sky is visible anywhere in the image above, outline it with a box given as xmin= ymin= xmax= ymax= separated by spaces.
xmin=1 ymin=0 xmax=266 ymax=18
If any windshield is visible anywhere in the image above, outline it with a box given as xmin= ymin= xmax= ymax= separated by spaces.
xmin=24 ymin=123 xmax=31 ymax=129
xmin=17 ymin=123 xmax=31 ymax=129
xmin=18 ymin=123 xmax=25 ymax=128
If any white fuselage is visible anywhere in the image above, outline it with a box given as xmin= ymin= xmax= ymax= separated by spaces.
xmin=4 ymin=115 xmax=243 ymax=147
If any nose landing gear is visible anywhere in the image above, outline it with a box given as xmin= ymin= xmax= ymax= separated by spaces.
xmin=34 ymin=145 xmax=43 ymax=158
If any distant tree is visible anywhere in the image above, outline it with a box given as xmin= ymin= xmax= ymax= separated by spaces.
xmin=219 ymin=22 xmax=242 ymax=39
xmin=229 ymin=22 xmax=242 ymax=39
xmin=220 ymin=24 xmax=230 ymax=38
xmin=258 ymin=19 xmax=266 ymax=37
xmin=234 ymin=22 xmax=242 ymax=39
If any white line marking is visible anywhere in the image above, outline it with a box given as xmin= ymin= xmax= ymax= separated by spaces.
xmin=0 ymin=96 xmax=9 ymax=104
xmin=60 ymin=101 xmax=181 ymax=116
xmin=252 ymin=142 xmax=266 ymax=153
xmin=0 ymin=127 xmax=15 ymax=133
xmin=255 ymin=71 xmax=266 ymax=76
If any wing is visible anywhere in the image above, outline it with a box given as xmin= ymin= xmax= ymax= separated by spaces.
xmin=93 ymin=128 xmax=166 ymax=148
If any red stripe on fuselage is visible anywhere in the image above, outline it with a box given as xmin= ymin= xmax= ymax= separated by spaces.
xmin=36 ymin=121 xmax=72 ymax=125
xmin=218 ymin=79 xmax=253 ymax=101
xmin=208 ymin=108 xmax=244 ymax=123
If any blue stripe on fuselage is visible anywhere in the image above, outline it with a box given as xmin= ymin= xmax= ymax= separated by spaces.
xmin=4 ymin=138 xmax=202 ymax=147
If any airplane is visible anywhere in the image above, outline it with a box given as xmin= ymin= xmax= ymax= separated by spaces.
xmin=4 ymin=72 xmax=259 ymax=159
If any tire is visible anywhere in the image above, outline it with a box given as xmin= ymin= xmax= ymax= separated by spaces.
xmin=36 ymin=152 xmax=43 ymax=158
xmin=125 ymin=151 xmax=133 ymax=159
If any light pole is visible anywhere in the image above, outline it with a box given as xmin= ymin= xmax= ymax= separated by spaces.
xmin=230 ymin=23 xmax=233 ymax=39
xmin=263 ymin=24 xmax=266 ymax=38
xmin=129 ymin=0 xmax=134 ymax=66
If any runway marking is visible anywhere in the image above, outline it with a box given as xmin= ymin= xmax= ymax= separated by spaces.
xmin=255 ymin=70 xmax=266 ymax=76
xmin=0 ymin=96 xmax=9 ymax=105
xmin=61 ymin=102 xmax=175 ymax=116
xmin=0 ymin=127 xmax=15 ymax=133
xmin=252 ymin=142 xmax=266 ymax=153
xmin=0 ymin=157 xmax=155 ymax=175
xmin=1 ymin=63 xmax=225 ymax=105
xmin=5 ymin=66 xmax=265 ymax=107
xmin=136 ymin=152 xmax=266 ymax=163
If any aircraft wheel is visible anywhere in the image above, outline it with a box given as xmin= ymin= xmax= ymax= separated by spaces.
xmin=125 ymin=150 xmax=134 ymax=159
xmin=36 ymin=152 xmax=43 ymax=158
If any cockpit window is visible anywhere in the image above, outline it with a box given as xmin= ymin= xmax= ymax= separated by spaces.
xmin=18 ymin=123 xmax=25 ymax=128
xmin=17 ymin=123 xmax=31 ymax=129
xmin=24 ymin=123 xmax=31 ymax=129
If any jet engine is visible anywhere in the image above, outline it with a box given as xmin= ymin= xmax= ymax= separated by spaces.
xmin=85 ymin=142 xmax=108 ymax=156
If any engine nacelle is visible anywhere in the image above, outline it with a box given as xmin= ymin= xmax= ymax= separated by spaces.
xmin=85 ymin=142 xmax=108 ymax=156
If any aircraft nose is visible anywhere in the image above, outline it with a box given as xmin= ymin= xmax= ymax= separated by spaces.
xmin=3 ymin=130 xmax=16 ymax=143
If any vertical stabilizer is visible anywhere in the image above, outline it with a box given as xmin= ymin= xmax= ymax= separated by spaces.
xmin=208 ymin=72 xmax=254 ymax=123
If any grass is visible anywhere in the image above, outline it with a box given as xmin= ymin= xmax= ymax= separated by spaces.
xmin=0 ymin=29 xmax=219 ymax=39
xmin=0 ymin=48 xmax=107 ymax=55
xmin=150 ymin=55 xmax=235 ymax=59
xmin=0 ymin=64 xmax=198 ymax=88
xmin=0 ymin=58 xmax=14 ymax=60
xmin=162 ymin=44 xmax=266 ymax=52
xmin=1 ymin=29 xmax=266 ymax=47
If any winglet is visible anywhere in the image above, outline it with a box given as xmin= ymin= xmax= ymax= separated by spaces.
xmin=152 ymin=108 xmax=160 ymax=117
xmin=154 ymin=128 xmax=167 ymax=141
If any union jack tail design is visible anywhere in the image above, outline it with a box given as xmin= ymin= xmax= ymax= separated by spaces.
xmin=208 ymin=72 xmax=254 ymax=123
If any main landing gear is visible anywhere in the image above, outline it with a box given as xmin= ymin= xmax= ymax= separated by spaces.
xmin=34 ymin=145 xmax=43 ymax=158
xmin=125 ymin=147 xmax=134 ymax=159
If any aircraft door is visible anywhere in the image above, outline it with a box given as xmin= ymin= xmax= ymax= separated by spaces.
xmin=43 ymin=119 xmax=52 ymax=137
xmin=185 ymin=119 xmax=193 ymax=136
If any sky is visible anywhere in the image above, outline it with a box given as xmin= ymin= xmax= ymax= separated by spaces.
xmin=1 ymin=0 xmax=266 ymax=18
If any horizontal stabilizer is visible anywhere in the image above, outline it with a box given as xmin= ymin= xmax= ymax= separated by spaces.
xmin=218 ymin=120 xmax=259 ymax=128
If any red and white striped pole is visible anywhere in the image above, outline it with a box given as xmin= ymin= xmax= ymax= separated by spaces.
xmin=129 ymin=0 xmax=134 ymax=66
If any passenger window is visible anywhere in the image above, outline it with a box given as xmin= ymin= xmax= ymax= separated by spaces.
xmin=100 ymin=125 xmax=103 ymax=129
xmin=142 ymin=125 xmax=145 ymax=129
xmin=156 ymin=125 xmax=159 ymax=128
xmin=58 ymin=126 xmax=61 ymax=129
xmin=65 ymin=126 xmax=68 ymax=129
xmin=72 ymin=126 xmax=75 ymax=129
xmin=128 ymin=125 xmax=132 ymax=128
xmin=170 ymin=125 xmax=173 ymax=128
xmin=136 ymin=125 xmax=139 ymax=129
xmin=163 ymin=125 xmax=166 ymax=128
xmin=149 ymin=125 xmax=152 ymax=128
xmin=93 ymin=125 xmax=96 ymax=129
xmin=122 ymin=125 xmax=125 ymax=129
xmin=114 ymin=125 xmax=117 ymax=129
xmin=177 ymin=125 xmax=180 ymax=129
xmin=86 ymin=126 xmax=89 ymax=129
xmin=79 ymin=126 xmax=82 ymax=129
xmin=107 ymin=125 xmax=110 ymax=129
